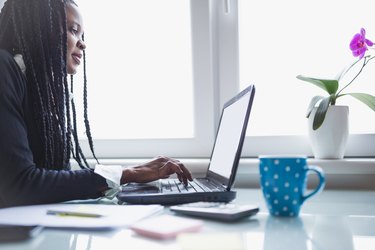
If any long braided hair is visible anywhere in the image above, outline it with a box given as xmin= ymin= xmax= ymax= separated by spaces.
xmin=0 ymin=0 xmax=99 ymax=170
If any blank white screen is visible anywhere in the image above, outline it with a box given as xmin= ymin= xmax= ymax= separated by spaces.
xmin=209 ymin=92 xmax=250 ymax=178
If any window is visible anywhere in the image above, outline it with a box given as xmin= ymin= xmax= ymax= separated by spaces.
xmin=74 ymin=0 xmax=216 ymax=158
xmin=238 ymin=0 xmax=375 ymax=157
xmin=76 ymin=0 xmax=194 ymax=140
xmin=73 ymin=0 xmax=374 ymax=159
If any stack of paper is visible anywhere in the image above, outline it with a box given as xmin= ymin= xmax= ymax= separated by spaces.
xmin=0 ymin=204 xmax=163 ymax=229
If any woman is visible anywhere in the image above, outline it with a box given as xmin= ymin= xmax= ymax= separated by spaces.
xmin=0 ymin=0 xmax=192 ymax=207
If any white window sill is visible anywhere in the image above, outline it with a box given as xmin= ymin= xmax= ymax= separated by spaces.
xmin=73 ymin=158 xmax=375 ymax=190
xmin=235 ymin=158 xmax=375 ymax=190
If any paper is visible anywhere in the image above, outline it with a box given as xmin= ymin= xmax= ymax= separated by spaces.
xmin=0 ymin=204 xmax=163 ymax=229
xmin=130 ymin=214 xmax=203 ymax=239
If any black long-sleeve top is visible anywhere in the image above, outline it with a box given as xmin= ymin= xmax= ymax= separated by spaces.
xmin=0 ymin=49 xmax=107 ymax=208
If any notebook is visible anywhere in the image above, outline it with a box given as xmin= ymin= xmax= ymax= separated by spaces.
xmin=117 ymin=84 xmax=255 ymax=205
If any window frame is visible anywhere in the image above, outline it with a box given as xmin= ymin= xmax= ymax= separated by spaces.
xmin=80 ymin=0 xmax=217 ymax=158
xmin=79 ymin=0 xmax=375 ymax=159
xmin=232 ymin=0 xmax=375 ymax=158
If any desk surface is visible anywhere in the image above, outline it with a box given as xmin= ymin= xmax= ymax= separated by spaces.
xmin=0 ymin=188 xmax=374 ymax=250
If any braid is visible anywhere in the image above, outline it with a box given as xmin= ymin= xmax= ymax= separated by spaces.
xmin=11 ymin=1 xmax=51 ymax=167
xmin=60 ymin=5 xmax=73 ymax=169
xmin=0 ymin=0 xmax=70 ymax=170
xmin=70 ymin=76 xmax=80 ymax=163
xmin=31 ymin=1 xmax=59 ymax=168
xmin=0 ymin=2 xmax=12 ymax=44
xmin=70 ymin=76 xmax=92 ymax=169
xmin=82 ymin=47 xmax=99 ymax=164
xmin=53 ymin=1 xmax=71 ymax=169
xmin=0 ymin=0 xmax=99 ymax=170
xmin=66 ymin=0 xmax=100 ymax=169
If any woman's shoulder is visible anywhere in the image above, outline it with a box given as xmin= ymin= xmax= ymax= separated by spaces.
xmin=0 ymin=49 xmax=26 ymax=96
xmin=0 ymin=49 xmax=21 ymax=74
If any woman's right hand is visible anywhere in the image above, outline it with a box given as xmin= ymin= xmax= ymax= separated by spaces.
xmin=120 ymin=156 xmax=193 ymax=186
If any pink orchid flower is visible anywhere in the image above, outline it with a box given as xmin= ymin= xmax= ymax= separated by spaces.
xmin=350 ymin=28 xmax=374 ymax=59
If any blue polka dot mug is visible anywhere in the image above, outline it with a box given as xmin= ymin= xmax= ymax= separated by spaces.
xmin=259 ymin=155 xmax=325 ymax=217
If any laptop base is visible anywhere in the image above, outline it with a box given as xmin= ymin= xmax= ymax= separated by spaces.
xmin=117 ymin=189 xmax=236 ymax=205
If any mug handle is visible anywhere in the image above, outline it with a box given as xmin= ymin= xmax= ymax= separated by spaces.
xmin=301 ymin=165 xmax=326 ymax=203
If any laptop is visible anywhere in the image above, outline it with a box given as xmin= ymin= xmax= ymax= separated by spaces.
xmin=117 ymin=84 xmax=255 ymax=205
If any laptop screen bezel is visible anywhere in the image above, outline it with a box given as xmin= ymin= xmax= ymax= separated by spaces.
xmin=206 ymin=85 xmax=255 ymax=190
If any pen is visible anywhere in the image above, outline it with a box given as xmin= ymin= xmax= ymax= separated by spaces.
xmin=46 ymin=210 xmax=103 ymax=218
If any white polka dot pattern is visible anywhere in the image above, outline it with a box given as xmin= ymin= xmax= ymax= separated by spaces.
xmin=259 ymin=157 xmax=308 ymax=217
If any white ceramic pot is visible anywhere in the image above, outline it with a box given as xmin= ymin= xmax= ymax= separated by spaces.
xmin=308 ymin=105 xmax=349 ymax=159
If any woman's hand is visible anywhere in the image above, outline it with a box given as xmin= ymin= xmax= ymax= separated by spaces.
xmin=120 ymin=156 xmax=193 ymax=185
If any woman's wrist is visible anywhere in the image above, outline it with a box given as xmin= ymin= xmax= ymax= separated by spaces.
xmin=121 ymin=167 xmax=133 ymax=184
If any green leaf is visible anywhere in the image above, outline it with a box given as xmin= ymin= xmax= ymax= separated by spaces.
xmin=306 ymin=96 xmax=324 ymax=118
xmin=312 ymin=96 xmax=331 ymax=130
xmin=296 ymin=75 xmax=339 ymax=95
xmin=345 ymin=93 xmax=375 ymax=111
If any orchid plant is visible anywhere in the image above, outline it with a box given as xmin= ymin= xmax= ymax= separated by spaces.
xmin=296 ymin=28 xmax=375 ymax=130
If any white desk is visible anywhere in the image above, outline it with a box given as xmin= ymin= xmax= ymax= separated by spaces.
xmin=0 ymin=188 xmax=374 ymax=250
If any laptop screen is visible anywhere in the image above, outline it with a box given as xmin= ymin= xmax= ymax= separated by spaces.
xmin=207 ymin=85 xmax=255 ymax=185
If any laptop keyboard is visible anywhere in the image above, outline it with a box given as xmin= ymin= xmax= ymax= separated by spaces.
xmin=161 ymin=179 xmax=224 ymax=193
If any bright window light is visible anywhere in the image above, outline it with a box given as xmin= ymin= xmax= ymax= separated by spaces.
xmin=239 ymin=0 xmax=375 ymax=136
xmin=74 ymin=0 xmax=194 ymax=139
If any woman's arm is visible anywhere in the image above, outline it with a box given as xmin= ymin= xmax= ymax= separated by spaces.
xmin=0 ymin=50 xmax=193 ymax=207
xmin=0 ymin=50 xmax=107 ymax=207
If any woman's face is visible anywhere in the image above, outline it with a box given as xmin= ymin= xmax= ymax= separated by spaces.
xmin=66 ymin=3 xmax=86 ymax=75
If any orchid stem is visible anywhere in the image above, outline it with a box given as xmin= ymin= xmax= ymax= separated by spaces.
xmin=336 ymin=55 xmax=374 ymax=97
